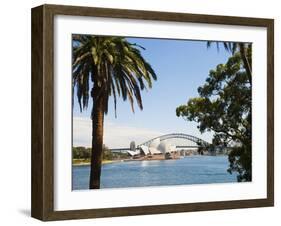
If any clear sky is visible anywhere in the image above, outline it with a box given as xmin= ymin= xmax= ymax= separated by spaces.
xmin=73 ymin=37 xmax=232 ymax=148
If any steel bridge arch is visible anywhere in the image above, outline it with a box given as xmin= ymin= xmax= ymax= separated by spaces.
xmin=138 ymin=133 xmax=210 ymax=147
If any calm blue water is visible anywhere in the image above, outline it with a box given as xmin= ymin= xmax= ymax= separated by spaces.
xmin=72 ymin=156 xmax=237 ymax=190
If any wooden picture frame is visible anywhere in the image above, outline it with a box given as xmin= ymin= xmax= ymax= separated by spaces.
xmin=31 ymin=4 xmax=274 ymax=221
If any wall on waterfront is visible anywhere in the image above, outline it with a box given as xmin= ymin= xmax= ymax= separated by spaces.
xmin=0 ymin=0 xmax=280 ymax=226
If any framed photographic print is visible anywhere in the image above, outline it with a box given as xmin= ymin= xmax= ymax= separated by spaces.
xmin=31 ymin=4 xmax=274 ymax=221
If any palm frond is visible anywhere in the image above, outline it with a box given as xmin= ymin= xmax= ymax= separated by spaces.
xmin=72 ymin=35 xmax=157 ymax=117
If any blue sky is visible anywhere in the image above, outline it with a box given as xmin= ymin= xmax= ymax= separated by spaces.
xmin=73 ymin=38 xmax=231 ymax=148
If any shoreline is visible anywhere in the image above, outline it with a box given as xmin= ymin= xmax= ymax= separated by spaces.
xmin=72 ymin=159 xmax=122 ymax=166
xmin=73 ymin=154 xmax=228 ymax=166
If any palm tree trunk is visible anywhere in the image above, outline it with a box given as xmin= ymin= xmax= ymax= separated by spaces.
xmin=89 ymin=93 xmax=104 ymax=189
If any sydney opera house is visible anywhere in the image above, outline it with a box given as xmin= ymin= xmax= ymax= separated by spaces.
xmin=127 ymin=138 xmax=180 ymax=160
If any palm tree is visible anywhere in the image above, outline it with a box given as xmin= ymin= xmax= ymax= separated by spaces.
xmin=72 ymin=35 xmax=157 ymax=189
xmin=207 ymin=41 xmax=252 ymax=84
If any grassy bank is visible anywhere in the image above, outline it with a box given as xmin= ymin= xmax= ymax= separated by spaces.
xmin=72 ymin=158 xmax=118 ymax=166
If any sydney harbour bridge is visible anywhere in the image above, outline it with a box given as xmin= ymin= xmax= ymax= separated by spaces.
xmin=109 ymin=133 xmax=218 ymax=155
xmin=138 ymin=133 xmax=209 ymax=148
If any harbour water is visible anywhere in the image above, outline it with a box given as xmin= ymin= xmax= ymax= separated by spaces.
xmin=72 ymin=155 xmax=237 ymax=190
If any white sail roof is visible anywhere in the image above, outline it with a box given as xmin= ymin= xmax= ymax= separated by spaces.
xmin=149 ymin=147 xmax=162 ymax=155
xmin=127 ymin=150 xmax=140 ymax=156
xmin=140 ymin=145 xmax=150 ymax=155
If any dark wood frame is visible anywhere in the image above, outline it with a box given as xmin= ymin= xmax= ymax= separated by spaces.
xmin=31 ymin=4 xmax=274 ymax=221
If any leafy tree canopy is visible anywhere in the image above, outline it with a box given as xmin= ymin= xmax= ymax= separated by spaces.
xmin=176 ymin=47 xmax=252 ymax=182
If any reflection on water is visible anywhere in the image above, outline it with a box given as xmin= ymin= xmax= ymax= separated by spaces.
xmin=140 ymin=160 xmax=150 ymax=167
xmin=72 ymin=156 xmax=237 ymax=190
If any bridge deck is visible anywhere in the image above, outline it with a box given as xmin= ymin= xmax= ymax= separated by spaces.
xmin=110 ymin=146 xmax=200 ymax=152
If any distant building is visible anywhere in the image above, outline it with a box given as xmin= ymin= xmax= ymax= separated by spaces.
xmin=127 ymin=138 xmax=177 ymax=158
xmin=130 ymin=141 xmax=136 ymax=151
xmin=127 ymin=149 xmax=140 ymax=157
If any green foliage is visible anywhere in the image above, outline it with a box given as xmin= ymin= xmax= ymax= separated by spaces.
xmin=72 ymin=35 xmax=157 ymax=117
xmin=102 ymin=146 xmax=113 ymax=160
xmin=176 ymin=47 xmax=252 ymax=182
xmin=228 ymin=145 xmax=252 ymax=182
xmin=72 ymin=146 xmax=91 ymax=159
xmin=72 ymin=145 xmax=128 ymax=161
